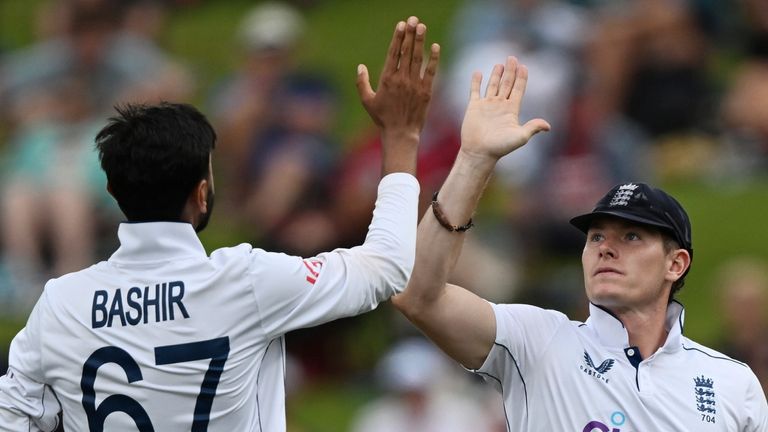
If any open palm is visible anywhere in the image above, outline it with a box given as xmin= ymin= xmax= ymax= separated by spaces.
xmin=460 ymin=57 xmax=550 ymax=161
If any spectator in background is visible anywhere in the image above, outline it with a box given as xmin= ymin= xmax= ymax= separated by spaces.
xmin=350 ymin=338 xmax=502 ymax=432
xmin=0 ymin=0 xmax=193 ymax=311
xmin=241 ymin=75 xmax=340 ymax=256
xmin=716 ymin=257 xmax=768 ymax=395
xmin=587 ymin=0 xmax=717 ymax=179
xmin=719 ymin=0 xmax=768 ymax=176
xmin=208 ymin=2 xmax=342 ymax=256
xmin=208 ymin=1 xmax=309 ymax=211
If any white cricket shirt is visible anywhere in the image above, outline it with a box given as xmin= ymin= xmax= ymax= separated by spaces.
xmin=0 ymin=173 xmax=419 ymax=432
xmin=476 ymin=301 xmax=768 ymax=431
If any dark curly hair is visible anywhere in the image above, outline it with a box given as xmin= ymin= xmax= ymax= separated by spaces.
xmin=95 ymin=102 xmax=216 ymax=222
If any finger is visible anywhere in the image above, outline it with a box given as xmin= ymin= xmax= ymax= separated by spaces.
xmin=485 ymin=64 xmax=504 ymax=98
xmin=383 ymin=21 xmax=406 ymax=75
xmin=510 ymin=64 xmax=529 ymax=112
xmin=469 ymin=71 xmax=482 ymax=100
xmin=400 ymin=16 xmax=419 ymax=74
xmin=410 ymin=23 xmax=427 ymax=80
xmin=422 ymin=43 xmax=441 ymax=89
xmin=498 ymin=56 xmax=518 ymax=99
xmin=521 ymin=118 xmax=552 ymax=140
xmin=356 ymin=64 xmax=375 ymax=105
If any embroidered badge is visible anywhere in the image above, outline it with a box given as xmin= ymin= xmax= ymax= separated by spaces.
xmin=694 ymin=375 xmax=716 ymax=423
xmin=608 ymin=183 xmax=639 ymax=207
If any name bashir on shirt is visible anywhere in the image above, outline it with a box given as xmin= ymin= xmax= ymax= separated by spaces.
xmin=92 ymin=281 xmax=190 ymax=328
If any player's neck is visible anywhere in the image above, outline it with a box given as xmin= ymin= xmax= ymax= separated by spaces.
xmin=616 ymin=303 xmax=670 ymax=359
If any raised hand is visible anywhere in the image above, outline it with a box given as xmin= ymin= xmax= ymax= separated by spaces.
xmin=460 ymin=56 xmax=550 ymax=161
xmin=356 ymin=16 xmax=440 ymax=171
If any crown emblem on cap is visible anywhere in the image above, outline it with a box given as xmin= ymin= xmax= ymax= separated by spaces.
xmin=608 ymin=183 xmax=639 ymax=207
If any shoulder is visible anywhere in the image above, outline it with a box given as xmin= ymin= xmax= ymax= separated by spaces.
xmin=491 ymin=303 xmax=573 ymax=348
xmin=679 ymin=337 xmax=764 ymax=395
xmin=42 ymin=261 xmax=109 ymax=295
xmin=208 ymin=242 xmax=257 ymax=262
xmin=680 ymin=337 xmax=749 ymax=369
xmin=492 ymin=303 xmax=571 ymax=325
xmin=209 ymin=243 xmax=313 ymax=278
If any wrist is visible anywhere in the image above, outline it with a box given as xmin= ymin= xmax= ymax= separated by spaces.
xmin=456 ymin=148 xmax=499 ymax=172
xmin=381 ymin=128 xmax=420 ymax=143
xmin=381 ymin=129 xmax=419 ymax=176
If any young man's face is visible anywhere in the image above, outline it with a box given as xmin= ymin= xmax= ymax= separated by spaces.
xmin=581 ymin=217 xmax=677 ymax=311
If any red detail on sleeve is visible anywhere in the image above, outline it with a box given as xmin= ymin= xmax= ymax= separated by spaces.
xmin=302 ymin=259 xmax=323 ymax=285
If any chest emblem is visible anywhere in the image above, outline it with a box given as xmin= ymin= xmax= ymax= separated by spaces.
xmin=694 ymin=375 xmax=716 ymax=420
xmin=580 ymin=351 xmax=615 ymax=384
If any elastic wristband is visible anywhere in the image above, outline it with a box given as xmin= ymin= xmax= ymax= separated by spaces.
xmin=431 ymin=191 xmax=474 ymax=232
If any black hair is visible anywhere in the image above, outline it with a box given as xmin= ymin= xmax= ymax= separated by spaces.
xmin=95 ymin=102 xmax=216 ymax=222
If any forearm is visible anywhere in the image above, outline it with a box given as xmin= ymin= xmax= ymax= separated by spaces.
xmin=400 ymin=150 xmax=497 ymax=307
xmin=356 ymin=172 xmax=420 ymax=296
xmin=380 ymin=128 xmax=419 ymax=176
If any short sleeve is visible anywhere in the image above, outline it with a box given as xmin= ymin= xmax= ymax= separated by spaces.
xmin=744 ymin=368 xmax=768 ymax=431
xmin=476 ymin=303 xmax=568 ymax=383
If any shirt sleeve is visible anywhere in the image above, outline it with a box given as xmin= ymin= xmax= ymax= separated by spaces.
xmin=0 ymin=292 xmax=61 ymax=432
xmin=475 ymin=303 xmax=568 ymax=384
xmin=744 ymin=368 xmax=768 ymax=432
xmin=249 ymin=173 xmax=419 ymax=337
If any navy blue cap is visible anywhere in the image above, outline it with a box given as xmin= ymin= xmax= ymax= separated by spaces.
xmin=570 ymin=183 xmax=693 ymax=259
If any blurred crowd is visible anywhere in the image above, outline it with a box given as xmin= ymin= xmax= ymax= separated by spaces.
xmin=1 ymin=0 xmax=767 ymax=429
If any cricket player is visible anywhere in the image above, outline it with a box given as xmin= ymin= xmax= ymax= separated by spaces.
xmin=0 ymin=16 xmax=439 ymax=431
xmin=393 ymin=56 xmax=768 ymax=430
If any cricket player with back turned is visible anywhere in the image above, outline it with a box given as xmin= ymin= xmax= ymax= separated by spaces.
xmin=0 ymin=16 xmax=439 ymax=432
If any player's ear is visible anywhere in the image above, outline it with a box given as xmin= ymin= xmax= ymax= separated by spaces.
xmin=195 ymin=178 xmax=209 ymax=214
xmin=666 ymin=248 xmax=690 ymax=283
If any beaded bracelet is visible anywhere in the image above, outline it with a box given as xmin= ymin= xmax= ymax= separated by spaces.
xmin=430 ymin=191 xmax=474 ymax=232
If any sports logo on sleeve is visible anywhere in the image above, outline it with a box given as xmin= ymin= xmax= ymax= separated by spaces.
xmin=302 ymin=259 xmax=323 ymax=285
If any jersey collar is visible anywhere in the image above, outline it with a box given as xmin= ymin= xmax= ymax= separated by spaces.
xmin=585 ymin=301 xmax=685 ymax=353
xmin=109 ymin=222 xmax=208 ymax=264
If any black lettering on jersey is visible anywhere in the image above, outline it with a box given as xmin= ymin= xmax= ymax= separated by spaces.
xmin=168 ymin=281 xmax=189 ymax=320
xmin=91 ymin=281 xmax=190 ymax=328
xmin=126 ymin=287 xmax=142 ymax=325
xmin=92 ymin=291 xmax=109 ymax=328
xmin=107 ymin=290 xmax=127 ymax=327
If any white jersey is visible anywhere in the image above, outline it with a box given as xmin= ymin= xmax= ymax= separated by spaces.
xmin=0 ymin=173 xmax=419 ymax=432
xmin=476 ymin=302 xmax=768 ymax=431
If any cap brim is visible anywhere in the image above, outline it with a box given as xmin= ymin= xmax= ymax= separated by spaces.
xmin=569 ymin=210 xmax=675 ymax=234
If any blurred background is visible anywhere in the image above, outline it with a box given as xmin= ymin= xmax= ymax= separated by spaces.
xmin=1 ymin=0 xmax=767 ymax=430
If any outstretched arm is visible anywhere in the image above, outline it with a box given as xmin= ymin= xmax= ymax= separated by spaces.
xmin=356 ymin=16 xmax=440 ymax=177
xmin=393 ymin=57 xmax=550 ymax=369
xmin=250 ymin=18 xmax=440 ymax=335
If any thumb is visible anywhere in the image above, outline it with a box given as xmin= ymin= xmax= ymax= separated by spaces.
xmin=522 ymin=118 xmax=551 ymax=140
xmin=356 ymin=64 xmax=375 ymax=105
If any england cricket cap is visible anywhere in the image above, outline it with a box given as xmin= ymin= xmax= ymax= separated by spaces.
xmin=570 ymin=182 xmax=693 ymax=258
